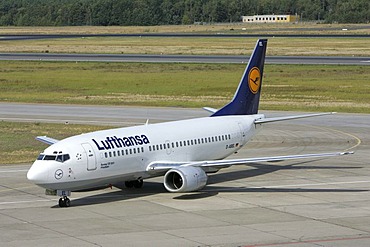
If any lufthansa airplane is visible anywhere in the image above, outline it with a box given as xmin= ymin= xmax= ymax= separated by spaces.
xmin=27 ymin=39 xmax=352 ymax=207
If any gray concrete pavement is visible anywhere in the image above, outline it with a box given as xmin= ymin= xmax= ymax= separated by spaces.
xmin=0 ymin=53 xmax=369 ymax=65
xmin=0 ymin=105 xmax=369 ymax=246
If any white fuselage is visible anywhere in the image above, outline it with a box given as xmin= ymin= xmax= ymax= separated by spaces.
xmin=27 ymin=114 xmax=264 ymax=191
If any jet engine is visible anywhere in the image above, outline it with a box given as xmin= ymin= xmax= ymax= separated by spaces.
xmin=164 ymin=166 xmax=207 ymax=192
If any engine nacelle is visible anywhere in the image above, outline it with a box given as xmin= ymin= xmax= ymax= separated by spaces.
xmin=164 ymin=166 xmax=208 ymax=193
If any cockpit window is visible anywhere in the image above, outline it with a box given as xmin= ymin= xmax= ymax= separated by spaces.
xmin=38 ymin=153 xmax=70 ymax=163
xmin=37 ymin=154 xmax=45 ymax=160
xmin=44 ymin=155 xmax=57 ymax=160
xmin=57 ymin=154 xmax=70 ymax=162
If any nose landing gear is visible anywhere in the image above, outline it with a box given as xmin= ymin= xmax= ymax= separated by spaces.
xmin=57 ymin=190 xmax=71 ymax=207
xmin=58 ymin=196 xmax=71 ymax=207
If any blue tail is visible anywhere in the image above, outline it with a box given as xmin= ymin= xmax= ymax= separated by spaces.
xmin=212 ymin=39 xmax=268 ymax=116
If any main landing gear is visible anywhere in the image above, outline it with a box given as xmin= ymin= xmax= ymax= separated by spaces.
xmin=125 ymin=179 xmax=144 ymax=189
xmin=58 ymin=196 xmax=71 ymax=207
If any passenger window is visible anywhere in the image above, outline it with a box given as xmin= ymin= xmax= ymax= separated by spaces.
xmin=141 ymin=147 xmax=144 ymax=153
xmin=129 ymin=149 xmax=132 ymax=155
xmin=167 ymin=143 xmax=170 ymax=149
xmin=172 ymin=143 xmax=174 ymax=148
xmin=125 ymin=150 xmax=129 ymax=155
xmin=149 ymin=146 xmax=152 ymax=152
xmin=113 ymin=151 xmax=116 ymax=157
xmin=109 ymin=152 xmax=112 ymax=158
xmin=133 ymin=149 xmax=136 ymax=154
xmin=105 ymin=152 xmax=108 ymax=158
xmin=122 ymin=150 xmax=124 ymax=156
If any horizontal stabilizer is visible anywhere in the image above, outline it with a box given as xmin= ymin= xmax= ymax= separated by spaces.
xmin=255 ymin=112 xmax=336 ymax=124
xmin=36 ymin=136 xmax=59 ymax=145
xmin=203 ymin=107 xmax=218 ymax=114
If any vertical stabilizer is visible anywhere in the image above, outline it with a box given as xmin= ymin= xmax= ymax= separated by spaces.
xmin=212 ymin=39 xmax=267 ymax=116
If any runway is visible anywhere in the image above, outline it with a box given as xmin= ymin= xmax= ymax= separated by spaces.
xmin=1 ymin=53 xmax=369 ymax=65
xmin=1 ymin=103 xmax=369 ymax=246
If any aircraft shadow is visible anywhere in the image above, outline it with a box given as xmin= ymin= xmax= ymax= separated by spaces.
xmin=207 ymin=159 xmax=362 ymax=185
xmin=53 ymin=160 xmax=364 ymax=207
xmin=51 ymin=182 xmax=167 ymax=208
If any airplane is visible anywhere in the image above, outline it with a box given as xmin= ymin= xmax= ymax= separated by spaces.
xmin=27 ymin=39 xmax=353 ymax=207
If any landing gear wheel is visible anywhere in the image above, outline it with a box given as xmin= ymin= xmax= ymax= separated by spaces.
xmin=64 ymin=197 xmax=71 ymax=207
xmin=58 ymin=196 xmax=71 ymax=207
xmin=125 ymin=181 xmax=134 ymax=188
xmin=133 ymin=179 xmax=144 ymax=188
xmin=59 ymin=198 xmax=64 ymax=207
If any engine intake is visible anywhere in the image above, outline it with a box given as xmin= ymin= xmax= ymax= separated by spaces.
xmin=164 ymin=166 xmax=207 ymax=193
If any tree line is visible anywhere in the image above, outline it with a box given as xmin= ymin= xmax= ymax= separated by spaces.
xmin=0 ymin=0 xmax=368 ymax=26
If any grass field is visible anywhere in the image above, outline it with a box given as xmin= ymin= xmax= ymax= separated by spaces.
xmin=1 ymin=37 xmax=370 ymax=56
xmin=0 ymin=121 xmax=109 ymax=164
xmin=0 ymin=61 xmax=369 ymax=113
xmin=1 ymin=24 xmax=369 ymax=35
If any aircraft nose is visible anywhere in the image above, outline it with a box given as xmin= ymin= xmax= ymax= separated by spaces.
xmin=27 ymin=161 xmax=48 ymax=184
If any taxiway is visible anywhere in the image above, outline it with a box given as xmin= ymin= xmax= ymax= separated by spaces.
xmin=0 ymin=104 xmax=369 ymax=246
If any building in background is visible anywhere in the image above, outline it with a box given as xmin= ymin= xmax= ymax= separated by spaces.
xmin=242 ymin=15 xmax=298 ymax=23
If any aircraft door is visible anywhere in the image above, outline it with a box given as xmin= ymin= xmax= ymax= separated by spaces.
xmin=238 ymin=122 xmax=246 ymax=143
xmin=81 ymin=143 xmax=97 ymax=171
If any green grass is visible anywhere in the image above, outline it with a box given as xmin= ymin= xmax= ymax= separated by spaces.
xmin=0 ymin=121 xmax=109 ymax=164
xmin=1 ymin=37 xmax=370 ymax=56
xmin=0 ymin=60 xmax=369 ymax=113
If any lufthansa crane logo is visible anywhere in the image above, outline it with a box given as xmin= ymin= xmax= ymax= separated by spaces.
xmin=248 ymin=67 xmax=261 ymax=94
xmin=55 ymin=169 xmax=63 ymax=180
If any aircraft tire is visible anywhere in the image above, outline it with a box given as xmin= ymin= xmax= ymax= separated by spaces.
xmin=133 ymin=179 xmax=143 ymax=188
xmin=125 ymin=181 xmax=134 ymax=188
xmin=58 ymin=198 xmax=64 ymax=207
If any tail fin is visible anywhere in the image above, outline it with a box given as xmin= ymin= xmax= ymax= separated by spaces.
xmin=212 ymin=39 xmax=268 ymax=116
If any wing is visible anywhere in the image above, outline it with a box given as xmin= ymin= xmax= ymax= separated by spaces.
xmin=36 ymin=136 xmax=60 ymax=145
xmin=146 ymin=151 xmax=353 ymax=174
